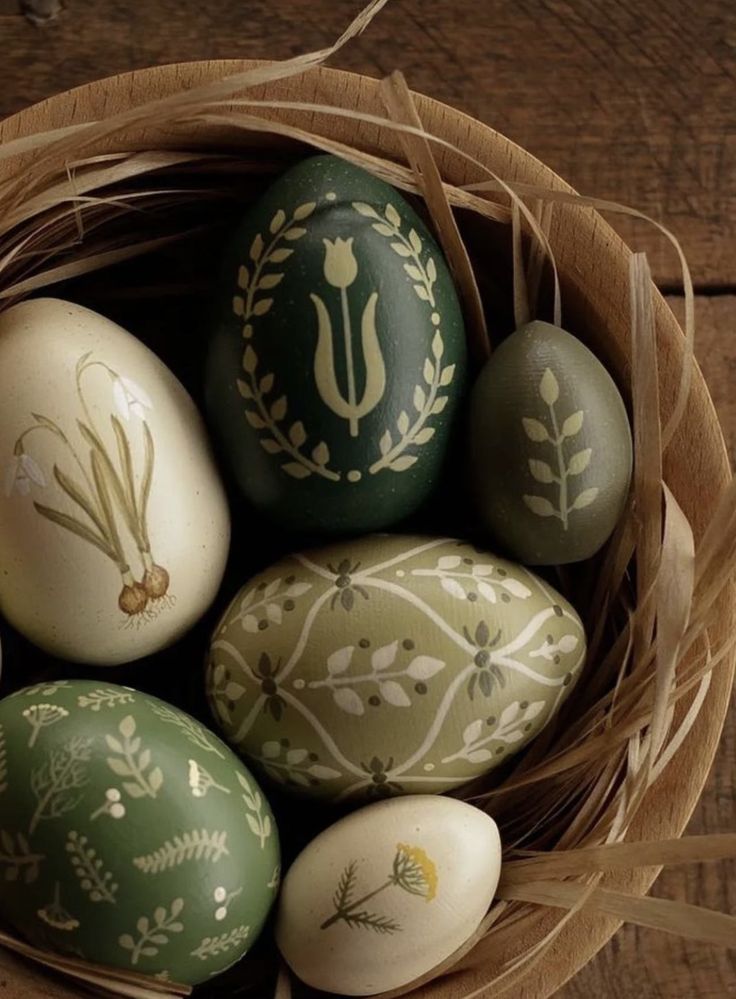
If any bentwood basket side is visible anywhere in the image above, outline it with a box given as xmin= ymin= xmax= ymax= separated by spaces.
xmin=0 ymin=60 xmax=733 ymax=999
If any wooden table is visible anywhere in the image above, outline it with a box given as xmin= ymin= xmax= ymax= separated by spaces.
xmin=0 ymin=1 xmax=734 ymax=996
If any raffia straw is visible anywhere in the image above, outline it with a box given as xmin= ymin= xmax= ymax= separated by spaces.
xmin=0 ymin=0 xmax=734 ymax=995
xmin=379 ymin=70 xmax=491 ymax=361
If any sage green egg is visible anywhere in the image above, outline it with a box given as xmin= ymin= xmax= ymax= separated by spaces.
xmin=205 ymin=535 xmax=585 ymax=802
xmin=469 ymin=321 xmax=633 ymax=565
xmin=0 ymin=680 xmax=279 ymax=985
xmin=205 ymin=154 xmax=466 ymax=535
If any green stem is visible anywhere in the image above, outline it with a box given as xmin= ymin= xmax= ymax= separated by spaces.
xmin=340 ymin=286 xmax=358 ymax=437
xmin=320 ymin=878 xmax=393 ymax=929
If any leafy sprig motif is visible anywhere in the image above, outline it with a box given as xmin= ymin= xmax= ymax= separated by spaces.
xmin=0 ymin=724 xmax=7 ymax=794
xmin=146 ymin=701 xmax=225 ymax=759
xmin=522 ymin=369 xmax=598 ymax=528
xmin=0 ymin=830 xmax=44 ymax=883
xmin=118 ymin=898 xmax=184 ymax=965
xmin=234 ymin=202 xmax=340 ymax=482
xmin=530 ymin=633 xmax=580 ymax=662
xmin=442 ymin=700 xmax=546 ymax=764
xmin=411 ymin=554 xmax=532 ymax=605
xmin=321 ymin=843 xmax=438 ymax=934
xmin=188 ymin=759 xmax=231 ymax=798
xmin=259 ymin=740 xmax=341 ymax=789
xmin=190 ymin=925 xmax=250 ymax=962
xmin=29 ymin=736 xmax=93 ymax=835
xmin=352 ymin=201 xmax=456 ymax=476
xmin=23 ymin=703 xmax=69 ymax=747
xmin=77 ymin=688 xmax=135 ymax=712
xmin=237 ymin=772 xmax=272 ymax=849
xmin=132 ymin=829 xmax=229 ymax=874
xmin=308 ymin=642 xmax=445 ymax=716
xmin=230 ymin=574 xmax=312 ymax=633
xmin=105 ymin=715 xmax=163 ymax=800
xmin=65 ymin=831 xmax=118 ymax=903
xmin=37 ymin=882 xmax=79 ymax=932
xmin=14 ymin=680 xmax=71 ymax=698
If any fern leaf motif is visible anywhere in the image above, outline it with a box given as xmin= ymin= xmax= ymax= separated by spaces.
xmin=133 ymin=829 xmax=229 ymax=874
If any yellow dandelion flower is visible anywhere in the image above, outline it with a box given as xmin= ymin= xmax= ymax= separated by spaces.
xmin=392 ymin=842 xmax=439 ymax=902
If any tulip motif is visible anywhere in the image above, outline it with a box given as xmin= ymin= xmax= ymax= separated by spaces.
xmin=311 ymin=237 xmax=386 ymax=438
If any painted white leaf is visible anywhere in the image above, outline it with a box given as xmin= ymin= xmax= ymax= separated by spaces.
xmin=241 ymin=614 xmax=259 ymax=633
xmin=333 ymin=688 xmax=364 ymax=716
xmin=502 ymin=730 xmax=525 ymax=744
xmin=269 ymin=248 xmax=293 ymax=263
xmin=379 ymin=681 xmax=411 ymax=707
xmin=432 ymin=332 xmax=443 ymax=359
xmin=105 ymin=735 xmax=123 ymax=754
xmin=413 ymin=385 xmax=426 ymax=412
xmin=260 ymin=439 xmax=282 ymax=455
xmin=286 ymin=582 xmax=312 ymax=597
xmin=463 ymin=719 xmax=484 ymax=744
xmin=404 ymin=263 xmax=424 ymax=282
xmin=523 ymin=495 xmax=556 ymax=517
xmin=501 ymin=578 xmax=532 ymax=599
xmin=245 ymin=410 xmax=266 ymax=430
xmin=467 ymin=749 xmax=493 ymax=764
xmin=380 ymin=430 xmax=392 ymax=456
xmin=567 ymin=449 xmax=592 ymax=476
xmin=260 ymin=373 xmax=275 ymax=394
xmin=289 ymin=422 xmax=307 ymax=447
xmin=353 ymin=201 xmax=380 ymax=219
xmin=264 ymin=578 xmax=281 ymax=598
xmin=258 ymin=273 xmax=283 ymax=291
xmin=286 ymin=748 xmax=309 ymax=765
xmin=390 ymin=241 xmax=412 ymax=257
xmin=441 ymin=577 xmax=467 ymax=600
xmin=261 ymin=741 xmax=281 ymax=759
xmin=570 ymin=487 xmax=599 ymax=510
xmin=431 ymin=396 xmax=449 ymax=415
xmin=119 ymin=716 xmax=136 ymax=739
xmin=312 ymin=441 xmax=330 ymax=466
xmin=293 ymin=201 xmax=316 ymax=220
xmin=284 ymin=227 xmax=307 ymax=241
xmin=269 ymin=209 xmax=286 ymax=233
xmin=389 ymin=455 xmax=418 ymax=471
xmin=414 ymin=427 xmax=435 ymax=445
xmin=472 ymin=564 xmax=495 ymax=576
xmin=372 ymin=223 xmax=395 ymax=237
xmin=440 ymin=364 xmax=455 ymax=387
xmin=438 ymin=555 xmax=462 ymax=569
xmin=250 ymin=232 xmax=263 ymax=262
xmin=282 ymin=463 xmax=311 ymax=479
xmin=236 ymin=379 xmax=253 ymax=400
xmin=406 ymin=656 xmax=445 ymax=680
xmin=233 ymin=295 xmax=244 ymax=317
xmin=409 ymin=229 xmax=422 ymax=253
xmin=246 ymin=814 xmax=262 ymax=838
xmin=477 ymin=581 xmax=498 ymax=603
xmin=266 ymin=603 xmax=282 ymax=624
xmin=308 ymin=764 xmax=341 ymax=780
xmin=426 ymin=257 xmax=437 ymax=283
xmin=397 ymin=411 xmax=409 ymax=435
xmin=371 ymin=641 xmax=399 ymax=672
xmin=237 ymin=265 xmax=249 ymax=289
xmin=498 ymin=701 xmax=522 ymax=727
xmin=271 ymin=396 xmax=287 ymax=421
xmin=529 ymin=459 xmax=555 ymax=484
xmin=539 ymin=368 xmax=559 ymax=405
xmin=423 ymin=358 xmax=435 ymax=384
xmin=524 ymin=701 xmax=546 ymax=721
xmin=558 ymin=634 xmax=579 ymax=653
xmin=384 ymin=203 xmax=401 ymax=226
xmin=522 ymin=417 xmax=549 ymax=442
xmin=243 ymin=346 xmax=257 ymax=374
xmin=561 ymin=410 xmax=584 ymax=437
xmin=289 ymin=771 xmax=310 ymax=787
xmin=327 ymin=647 xmax=354 ymax=676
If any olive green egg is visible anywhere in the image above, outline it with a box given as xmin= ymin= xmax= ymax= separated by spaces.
xmin=0 ymin=680 xmax=279 ymax=985
xmin=205 ymin=155 xmax=466 ymax=535
xmin=205 ymin=534 xmax=586 ymax=802
xmin=469 ymin=321 xmax=633 ymax=565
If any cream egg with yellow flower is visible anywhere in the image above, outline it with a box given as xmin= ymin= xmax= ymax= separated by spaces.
xmin=276 ymin=795 xmax=501 ymax=995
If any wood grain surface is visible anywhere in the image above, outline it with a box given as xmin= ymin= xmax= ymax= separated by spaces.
xmin=0 ymin=3 xmax=734 ymax=998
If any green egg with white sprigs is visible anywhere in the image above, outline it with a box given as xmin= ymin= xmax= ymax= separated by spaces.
xmin=0 ymin=681 xmax=279 ymax=985
xmin=205 ymin=534 xmax=586 ymax=802
xmin=469 ymin=321 xmax=633 ymax=565
xmin=205 ymin=154 xmax=466 ymax=535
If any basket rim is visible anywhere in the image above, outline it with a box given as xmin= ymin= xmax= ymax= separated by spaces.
xmin=0 ymin=58 xmax=733 ymax=999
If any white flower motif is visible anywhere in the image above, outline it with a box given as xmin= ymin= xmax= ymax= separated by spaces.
xmin=4 ymin=453 xmax=46 ymax=497
xmin=113 ymin=376 xmax=153 ymax=421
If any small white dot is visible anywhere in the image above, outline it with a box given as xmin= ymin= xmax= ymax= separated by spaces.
xmin=423 ymin=763 xmax=435 ymax=772
xmin=215 ymin=906 xmax=228 ymax=921
xmin=110 ymin=804 xmax=125 ymax=819
xmin=396 ymin=570 xmax=406 ymax=577
xmin=326 ymin=192 xmax=337 ymax=201
xmin=347 ymin=470 xmax=362 ymax=483
xmin=293 ymin=679 xmax=305 ymax=690
xmin=213 ymin=887 xmax=227 ymax=903
xmin=106 ymin=788 xmax=121 ymax=802
xmin=431 ymin=312 xmax=440 ymax=325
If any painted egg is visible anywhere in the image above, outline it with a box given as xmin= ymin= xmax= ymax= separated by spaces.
xmin=0 ymin=298 xmax=230 ymax=664
xmin=0 ymin=680 xmax=279 ymax=985
xmin=205 ymin=154 xmax=466 ymax=534
xmin=469 ymin=320 xmax=633 ymax=564
xmin=276 ymin=795 xmax=501 ymax=996
xmin=205 ymin=534 xmax=585 ymax=801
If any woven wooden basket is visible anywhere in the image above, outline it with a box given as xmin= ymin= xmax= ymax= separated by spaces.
xmin=0 ymin=60 xmax=733 ymax=999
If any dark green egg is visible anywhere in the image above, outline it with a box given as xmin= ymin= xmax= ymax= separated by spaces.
xmin=205 ymin=155 xmax=466 ymax=534
xmin=469 ymin=321 xmax=632 ymax=565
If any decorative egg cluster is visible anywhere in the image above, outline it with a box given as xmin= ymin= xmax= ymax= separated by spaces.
xmin=0 ymin=154 xmax=633 ymax=995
